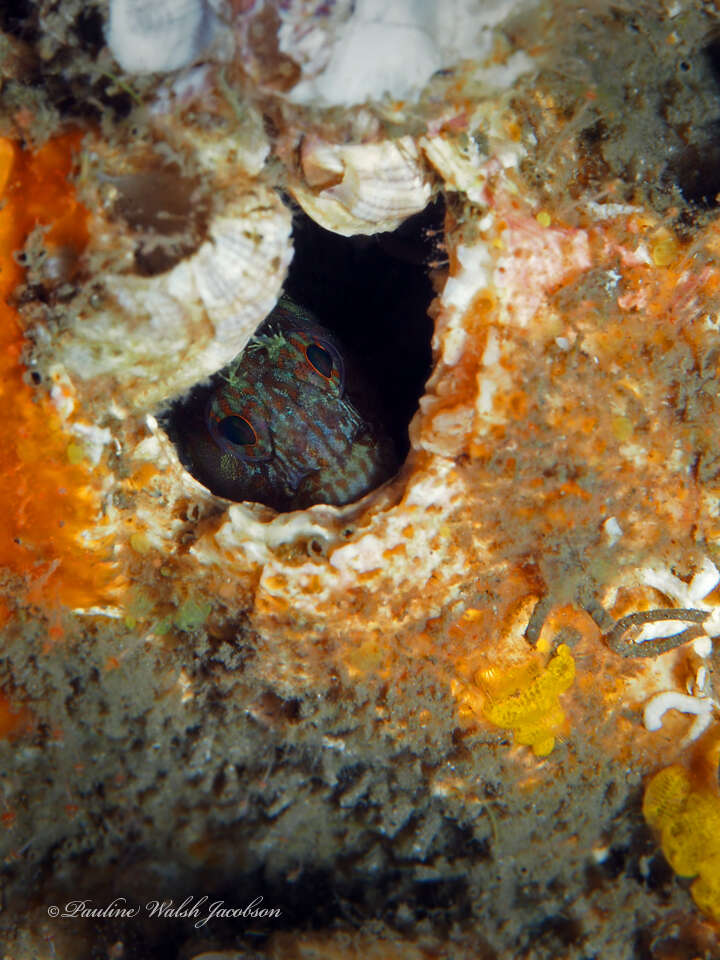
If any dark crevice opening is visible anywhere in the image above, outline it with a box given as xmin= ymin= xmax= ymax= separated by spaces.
xmin=165 ymin=198 xmax=442 ymax=511
xmin=666 ymin=35 xmax=720 ymax=210
xmin=705 ymin=34 xmax=720 ymax=86
xmin=670 ymin=130 xmax=720 ymax=209
xmin=0 ymin=0 xmax=37 ymax=43
xmin=283 ymin=199 xmax=441 ymax=463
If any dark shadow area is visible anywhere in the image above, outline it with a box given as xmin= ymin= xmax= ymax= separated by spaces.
xmin=669 ymin=131 xmax=720 ymax=209
xmin=705 ymin=33 xmax=720 ymax=86
xmin=284 ymin=198 xmax=442 ymax=462
xmin=666 ymin=36 xmax=720 ymax=210
xmin=2 ymin=832 xmax=474 ymax=960
xmin=0 ymin=0 xmax=37 ymax=43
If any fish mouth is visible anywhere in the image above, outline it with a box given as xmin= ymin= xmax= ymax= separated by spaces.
xmin=274 ymin=452 xmax=317 ymax=494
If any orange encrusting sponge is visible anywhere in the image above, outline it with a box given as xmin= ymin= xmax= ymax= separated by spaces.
xmin=0 ymin=134 xmax=116 ymax=611
xmin=644 ymin=765 xmax=720 ymax=921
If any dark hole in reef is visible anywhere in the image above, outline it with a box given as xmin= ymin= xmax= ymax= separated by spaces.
xmin=284 ymin=200 xmax=440 ymax=459
xmin=670 ymin=131 xmax=720 ymax=209
xmin=705 ymin=34 xmax=720 ymax=86
xmin=74 ymin=6 xmax=105 ymax=55
xmin=666 ymin=36 xmax=720 ymax=210
xmin=163 ymin=198 xmax=442 ymax=511
xmin=0 ymin=0 xmax=37 ymax=43
xmin=528 ymin=912 xmax=584 ymax=950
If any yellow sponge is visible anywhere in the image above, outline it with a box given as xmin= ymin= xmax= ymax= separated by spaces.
xmin=481 ymin=644 xmax=576 ymax=757
xmin=643 ymin=765 xmax=720 ymax=920
xmin=642 ymin=765 xmax=693 ymax=831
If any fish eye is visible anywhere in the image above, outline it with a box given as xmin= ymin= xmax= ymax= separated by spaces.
xmin=306 ymin=342 xmax=334 ymax=379
xmin=219 ymin=415 xmax=257 ymax=446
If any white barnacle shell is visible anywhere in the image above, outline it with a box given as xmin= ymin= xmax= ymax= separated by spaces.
xmin=285 ymin=0 xmax=533 ymax=106
xmin=187 ymin=199 xmax=294 ymax=375
xmin=290 ymin=135 xmax=432 ymax=237
xmin=56 ymin=180 xmax=292 ymax=412
xmin=107 ymin=0 xmax=222 ymax=74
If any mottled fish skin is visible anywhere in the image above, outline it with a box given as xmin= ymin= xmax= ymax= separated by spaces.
xmin=179 ymin=294 xmax=398 ymax=511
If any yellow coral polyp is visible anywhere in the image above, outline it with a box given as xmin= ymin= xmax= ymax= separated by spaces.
xmin=479 ymin=643 xmax=575 ymax=757
xmin=643 ymin=765 xmax=720 ymax=920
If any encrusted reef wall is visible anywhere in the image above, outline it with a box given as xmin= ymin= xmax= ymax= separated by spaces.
xmin=3 ymin=1 xmax=720 ymax=958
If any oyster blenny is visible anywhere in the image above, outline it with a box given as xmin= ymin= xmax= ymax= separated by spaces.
xmin=177 ymin=295 xmax=398 ymax=510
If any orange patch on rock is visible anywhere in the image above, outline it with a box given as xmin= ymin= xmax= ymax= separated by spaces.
xmin=0 ymin=692 xmax=31 ymax=739
xmin=0 ymin=134 xmax=116 ymax=611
